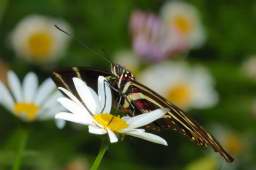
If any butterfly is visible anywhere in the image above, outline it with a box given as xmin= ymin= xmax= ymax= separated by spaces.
xmin=51 ymin=64 xmax=234 ymax=162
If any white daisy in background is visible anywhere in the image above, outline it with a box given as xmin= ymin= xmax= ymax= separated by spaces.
xmin=242 ymin=55 xmax=256 ymax=80
xmin=0 ymin=70 xmax=65 ymax=128
xmin=212 ymin=125 xmax=246 ymax=157
xmin=161 ymin=1 xmax=206 ymax=49
xmin=55 ymin=76 xmax=168 ymax=145
xmin=138 ymin=62 xmax=218 ymax=110
xmin=205 ymin=125 xmax=252 ymax=170
xmin=186 ymin=125 xmax=250 ymax=170
xmin=10 ymin=15 xmax=71 ymax=64
xmin=113 ymin=50 xmax=140 ymax=75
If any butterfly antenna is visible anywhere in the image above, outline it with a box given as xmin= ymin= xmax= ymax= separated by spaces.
xmin=54 ymin=25 xmax=113 ymax=64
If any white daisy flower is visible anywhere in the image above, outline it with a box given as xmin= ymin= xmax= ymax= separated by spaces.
xmin=161 ymin=1 xmax=206 ymax=48
xmin=138 ymin=62 xmax=218 ymax=110
xmin=0 ymin=70 xmax=65 ymax=128
xmin=207 ymin=125 xmax=250 ymax=170
xmin=242 ymin=55 xmax=256 ymax=80
xmin=55 ymin=76 xmax=168 ymax=145
xmin=10 ymin=15 xmax=71 ymax=64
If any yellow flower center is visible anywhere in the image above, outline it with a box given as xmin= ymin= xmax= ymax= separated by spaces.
xmin=173 ymin=15 xmax=192 ymax=35
xmin=224 ymin=134 xmax=242 ymax=156
xmin=13 ymin=102 xmax=39 ymax=121
xmin=167 ymin=83 xmax=191 ymax=108
xmin=94 ymin=114 xmax=128 ymax=132
xmin=27 ymin=31 xmax=54 ymax=59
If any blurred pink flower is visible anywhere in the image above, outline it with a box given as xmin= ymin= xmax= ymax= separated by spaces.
xmin=130 ymin=10 xmax=187 ymax=62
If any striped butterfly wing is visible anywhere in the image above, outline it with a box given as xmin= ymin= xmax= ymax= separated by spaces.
xmin=121 ymin=80 xmax=234 ymax=162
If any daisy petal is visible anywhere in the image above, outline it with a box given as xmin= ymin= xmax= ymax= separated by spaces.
xmin=23 ymin=72 xmax=38 ymax=102
xmin=89 ymin=87 xmax=101 ymax=114
xmin=35 ymin=78 xmax=56 ymax=104
xmin=73 ymin=78 xmax=98 ymax=113
xmin=107 ymin=129 xmax=118 ymax=143
xmin=7 ymin=71 xmax=22 ymax=102
xmin=98 ymin=76 xmax=105 ymax=111
xmin=38 ymin=105 xmax=62 ymax=120
xmin=42 ymin=91 xmax=62 ymax=109
xmin=55 ymin=119 xmax=66 ymax=129
xmin=55 ymin=112 xmax=91 ymax=125
xmin=88 ymin=125 xmax=107 ymax=135
xmin=57 ymin=97 xmax=93 ymax=122
xmin=0 ymin=82 xmax=14 ymax=110
xmin=98 ymin=76 xmax=112 ymax=113
xmin=125 ymin=130 xmax=168 ymax=146
xmin=126 ymin=108 xmax=168 ymax=129
xmin=58 ymin=87 xmax=82 ymax=106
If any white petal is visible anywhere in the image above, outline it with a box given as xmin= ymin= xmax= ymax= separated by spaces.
xmin=41 ymin=91 xmax=61 ymax=109
xmin=89 ymin=87 xmax=101 ymax=114
xmin=107 ymin=129 xmax=118 ymax=143
xmin=88 ymin=125 xmax=107 ymax=135
xmin=58 ymin=87 xmax=93 ymax=114
xmin=98 ymin=76 xmax=112 ymax=113
xmin=55 ymin=119 xmax=66 ymax=129
xmin=55 ymin=112 xmax=92 ymax=125
xmin=23 ymin=72 xmax=38 ymax=102
xmin=0 ymin=82 xmax=14 ymax=111
xmin=126 ymin=108 xmax=168 ymax=129
xmin=125 ymin=130 xmax=168 ymax=146
xmin=73 ymin=78 xmax=99 ymax=113
xmin=35 ymin=78 xmax=56 ymax=104
xmin=58 ymin=87 xmax=82 ymax=106
xmin=7 ymin=71 xmax=23 ymax=102
xmin=57 ymin=97 xmax=93 ymax=122
xmin=73 ymin=78 xmax=99 ymax=112
xmin=38 ymin=104 xmax=64 ymax=120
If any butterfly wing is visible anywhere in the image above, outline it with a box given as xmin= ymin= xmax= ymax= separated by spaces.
xmin=121 ymin=80 xmax=234 ymax=162
xmin=51 ymin=67 xmax=114 ymax=99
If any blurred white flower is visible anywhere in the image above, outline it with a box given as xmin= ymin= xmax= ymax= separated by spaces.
xmin=10 ymin=15 xmax=71 ymax=64
xmin=55 ymin=76 xmax=168 ymax=145
xmin=213 ymin=126 xmax=245 ymax=157
xmin=138 ymin=62 xmax=218 ymax=110
xmin=161 ymin=1 xmax=206 ymax=48
xmin=242 ymin=55 xmax=256 ymax=80
xmin=0 ymin=70 xmax=65 ymax=128
xmin=113 ymin=50 xmax=140 ymax=74
xmin=186 ymin=125 xmax=247 ymax=170
xmin=209 ymin=125 xmax=251 ymax=170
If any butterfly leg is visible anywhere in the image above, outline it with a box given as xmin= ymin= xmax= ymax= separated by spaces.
xmin=121 ymin=93 xmax=137 ymax=116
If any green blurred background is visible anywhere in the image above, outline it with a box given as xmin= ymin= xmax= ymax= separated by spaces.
xmin=0 ymin=0 xmax=256 ymax=170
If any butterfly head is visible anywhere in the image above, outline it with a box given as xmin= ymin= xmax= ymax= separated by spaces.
xmin=111 ymin=63 xmax=135 ymax=81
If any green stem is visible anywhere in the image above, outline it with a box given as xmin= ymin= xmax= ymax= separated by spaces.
xmin=12 ymin=129 xmax=29 ymax=170
xmin=90 ymin=142 xmax=109 ymax=170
